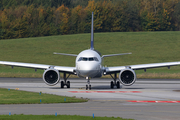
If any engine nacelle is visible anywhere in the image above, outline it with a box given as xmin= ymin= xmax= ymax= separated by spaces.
xmin=43 ymin=68 xmax=60 ymax=86
xmin=119 ymin=69 xmax=136 ymax=86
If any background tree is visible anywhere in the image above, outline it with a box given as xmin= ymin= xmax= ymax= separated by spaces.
xmin=0 ymin=9 xmax=11 ymax=39
xmin=1 ymin=0 xmax=180 ymax=39
xmin=69 ymin=5 xmax=87 ymax=34
xmin=173 ymin=1 xmax=180 ymax=30
xmin=55 ymin=4 xmax=70 ymax=34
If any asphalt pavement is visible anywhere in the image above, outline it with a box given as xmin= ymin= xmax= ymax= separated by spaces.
xmin=0 ymin=78 xmax=180 ymax=120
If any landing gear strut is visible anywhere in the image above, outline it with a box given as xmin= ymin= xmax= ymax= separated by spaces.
xmin=61 ymin=73 xmax=71 ymax=88
xmin=86 ymin=77 xmax=91 ymax=90
xmin=110 ymin=73 xmax=120 ymax=89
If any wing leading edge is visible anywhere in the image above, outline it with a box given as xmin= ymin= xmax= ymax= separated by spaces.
xmin=105 ymin=61 xmax=180 ymax=74
xmin=0 ymin=61 xmax=75 ymax=74
xmin=102 ymin=53 xmax=131 ymax=58
xmin=53 ymin=52 xmax=77 ymax=57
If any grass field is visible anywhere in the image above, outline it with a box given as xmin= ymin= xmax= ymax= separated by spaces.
xmin=0 ymin=88 xmax=132 ymax=120
xmin=0 ymin=31 xmax=180 ymax=78
xmin=0 ymin=115 xmax=133 ymax=120
xmin=0 ymin=88 xmax=87 ymax=104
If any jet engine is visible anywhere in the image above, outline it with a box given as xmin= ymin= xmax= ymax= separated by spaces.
xmin=43 ymin=68 xmax=60 ymax=86
xmin=119 ymin=69 xmax=136 ymax=86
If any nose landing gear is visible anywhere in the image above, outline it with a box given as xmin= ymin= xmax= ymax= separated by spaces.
xmin=86 ymin=77 xmax=91 ymax=90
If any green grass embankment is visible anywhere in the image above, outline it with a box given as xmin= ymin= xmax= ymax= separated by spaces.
xmin=0 ymin=31 xmax=180 ymax=79
xmin=0 ymin=115 xmax=133 ymax=120
xmin=0 ymin=88 xmax=87 ymax=104
xmin=0 ymin=88 xmax=132 ymax=120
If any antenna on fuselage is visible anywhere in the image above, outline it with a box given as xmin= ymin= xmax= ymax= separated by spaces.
xmin=90 ymin=12 xmax=94 ymax=50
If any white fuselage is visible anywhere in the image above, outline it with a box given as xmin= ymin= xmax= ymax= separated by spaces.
xmin=75 ymin=49 xmax=103 ymax=78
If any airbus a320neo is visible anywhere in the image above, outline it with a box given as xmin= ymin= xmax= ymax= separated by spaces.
xmin=1 ymin=12 xmax=180 ymax=90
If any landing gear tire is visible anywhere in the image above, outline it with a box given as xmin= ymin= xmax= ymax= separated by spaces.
xmin=86 ymin=85 xmax=91 ymax=90
xmin=110 ymin=81 xmax=114 ymax=88
xmin=61 ymin=81 xmax=64 ymax=88
xmin=117 ymin=81 xmax=120 ymax=88
xmin=89 ymin=85 xmax=91 ymax=90
xmin=67 ymin=81 xmax=70 ymax=88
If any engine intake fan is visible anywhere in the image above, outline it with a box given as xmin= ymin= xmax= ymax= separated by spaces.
xmin=43 ymin=68 xmax=60 ymax=86
xmin=119 ymin=69 xmax=136 ymax=86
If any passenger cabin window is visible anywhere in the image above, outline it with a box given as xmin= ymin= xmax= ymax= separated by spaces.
xmin=78 ymin=57 xmax=99 ymax=62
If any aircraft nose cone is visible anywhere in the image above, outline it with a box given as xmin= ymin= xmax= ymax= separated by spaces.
xmin=78 ymin=62 xmax=99 ymax=70
xmin=76 ymin=62 xmax=100 ymax=77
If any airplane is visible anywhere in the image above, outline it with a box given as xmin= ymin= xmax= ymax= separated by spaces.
xmin=0 ymin=12 xmax=180 ymax=90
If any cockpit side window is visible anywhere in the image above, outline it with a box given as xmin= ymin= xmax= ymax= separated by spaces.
xmin=94 ymin=57 xmax=99 ymax=61
xmin=78 ymin=57 xmax=82 ymax=61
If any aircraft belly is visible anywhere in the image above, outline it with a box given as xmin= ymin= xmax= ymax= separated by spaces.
xmin=77 ymin=70 xmax=101 ymax=78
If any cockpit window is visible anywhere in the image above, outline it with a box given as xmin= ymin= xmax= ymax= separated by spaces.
xmin=82 ymin=58 xmax=88 ymax=61
xmin=89 ymin=57 xmax=94 ymax=61
xmin=78 ymin=57 xmax=99 ymax=62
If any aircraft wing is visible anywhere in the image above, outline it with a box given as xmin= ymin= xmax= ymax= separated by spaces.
xmin=105 ymin=61 xmax=180 ymax=74
xmin=0 ymin=61 xmax=75 ymax=74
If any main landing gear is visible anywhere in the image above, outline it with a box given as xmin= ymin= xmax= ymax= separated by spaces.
xmin=86 ymin=77 xmax=91 ymax=90
xmin=110 ymin=73 xmax=120 ymax=89
xmin=61 ymin=73 xmax=71 ymax=88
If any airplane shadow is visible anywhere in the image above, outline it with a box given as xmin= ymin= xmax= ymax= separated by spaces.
xmin=49 ymin=86 xmax=144 ymax=90
xmin=91 ymin=86 xmax=144 ymax=90
xmin=124 ymin=88 xmax=144 ymax=89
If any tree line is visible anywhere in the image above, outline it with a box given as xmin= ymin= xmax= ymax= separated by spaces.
xmin=0 ymin=0 xmax=90 ymax=10
xmin=0 ymin=0 xmax=180 ymax=39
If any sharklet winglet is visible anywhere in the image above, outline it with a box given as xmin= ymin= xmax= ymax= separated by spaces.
xmin=90 ymin=12 xmax=94 ymax=50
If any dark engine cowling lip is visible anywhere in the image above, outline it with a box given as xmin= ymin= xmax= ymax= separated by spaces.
xmin=119 ymin=69 xmax=136 ymax=86
xmin=43 ymin=68 xmax=60 ymax=86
